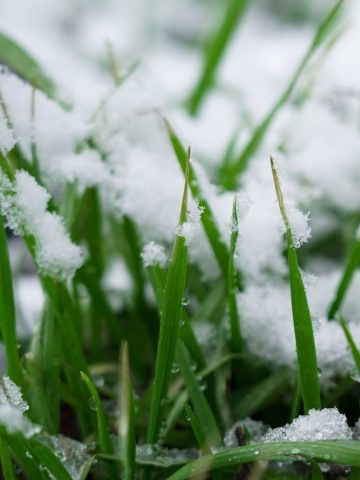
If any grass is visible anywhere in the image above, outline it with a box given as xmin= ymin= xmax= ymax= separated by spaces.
xmin=220 ymin=0 xmax=344 ymax=189
xmin=271 ymin=158 xmax=321 ymax=413
xmin=1 ymin=0 xmax=360 ymax=479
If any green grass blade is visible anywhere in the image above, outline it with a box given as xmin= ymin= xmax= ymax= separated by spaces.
xmin=340 ymin=317 xmax=360 ymax=374
xmin=349 ymin=467 xmax=360 ymax=479
xmin=165 ymin=119 xmax=230 ymax=278
xmin=177 ymin=341 xmax=222 ymax=448
xmin=118 ymin=342 xmax=136 ymax=480
xmin=168 ymin=441 xmax=360 ymax=480
xmin=271 ymin=158 xmax=321 ymax=413
xmin=0 ymin=436 xmax=16 ymax=480
xmin=186 ymin=0 xmax=249 ymax=115
xmin=233 ymin=369 xmax=289 ymax=419
xmin=228 ymin=195 xmax=243 ymax=353
xmin=164 ymin=354 xmax=241 ymax=442
xmin=27 ymin=439 xmax=74 ymax=480
xmin=328 ymin=237 xmax=360 ymax=319
xmin=184 ymin=403 xmax=212 ymax=454
xmin=0 ymin=32 xmax=62 ymax=105
xmin=6 ymin=436 xmax=48 ymax=480
xmin=311 ymin=460 xmax=324 ymax=480
xmin=146 ymin=150 xmax=190 ymax=445
xmin=222 ymin=1 xmax=344 ymax=188
xmin=0 ymin=214 xmax=26 ymax=392
xmin=81 ymin=372 xmax=118 ymax=479
xmin=80 ymin=372 xmax=113 ymax=455
xmin=25 ymin=352 xmax=55 ymax=433
xmin=146 ymin=262 xmax=206 ymax=370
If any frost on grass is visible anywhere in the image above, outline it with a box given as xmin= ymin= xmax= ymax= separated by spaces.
xmin=0 ymin=170 xmax=84 ymax=280
xmin=45 ymin=435 xmax=91 ymax=480
xmin=0 ymin=376 xmax=40 ymax=438
xmin=176 ymin=200 xmax=204 ymax=245
xmin=0 ymin=108 xmax=16 ymax=153
xmin=136 ymin=445 xmax=198 ymax=467
xmin=261 ymin=408 xmax=352 ymax=443
xmin=141 ymin=241 xmax=167 ymax=268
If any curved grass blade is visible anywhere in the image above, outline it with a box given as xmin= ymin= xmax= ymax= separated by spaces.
xmin=271 ymin=158 xmax=321 ymax=413
xmin=222 ymin=1 xmax=344 ymax=188
xmin=164 ymin=354 xmax=241 ymax=442
xmin=0 ymin=32 xmax=62 ymax=105
xmin=168 ymin=441 xmax=360 ymax=480
xmin=118 ymin=342 xmax=136 ymax=480
xmin=233 ymin=369 xmax=289 ymax=419
xmin=328 ymin=237 xmax=360 ymax=319
xmin=0 ymin=215 xmax=25 ymax=392
xmin=81 ymin=372 xmax=118 ymax=479
xmin=146 ymin=149 xmax=190 ymax=444
xmin=340 ymin=317 xmax=360 ymax=374
xmin=186 ymin=0 xmax=249 ymax=115
xmin=165 ymin=119 xmax=230 ymax=278
xmin=80 ymin=372 xmax=113 ymax=455
xmin=177 ymin=341 xmax=222 ymax=449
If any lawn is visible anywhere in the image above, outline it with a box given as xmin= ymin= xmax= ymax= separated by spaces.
xmin=1 ymin=0 xmax=360 ymax=478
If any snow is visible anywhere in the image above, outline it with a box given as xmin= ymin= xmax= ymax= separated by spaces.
xmin=176 ymin=199 xmax=204 ymax=246
xmin=142 ymin=241 xmax=168 ymax=268
xmin=0 ymin=0 xmax=360 ymax=386
xmin=0 ymin=170 xmax=84 ymax=280
xmin=261 ymin=408 xmax=352 ymax=442
xmin=238 ymin=271 xmax=360 ymax=387
xmin=0 ymin=108 xmax=16 ymax=153
xmin=0 ymin=376 xmax=40 ymax=438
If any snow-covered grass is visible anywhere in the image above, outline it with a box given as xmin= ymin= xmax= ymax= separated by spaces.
xmin=1 ymin=0 xmax=360 ymax=479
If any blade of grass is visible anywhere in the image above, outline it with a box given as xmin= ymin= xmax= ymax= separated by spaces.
xmin=145 ymin=258 xmax=223 ymax=425
xmin=233 ymin=369 xmax=289 ymax=419
xmin=26 ymin=439 xmax=74 ymax=480
xmin=0 ymin=32 xmax=64 ymax=106
xmin=186 ymin=0 xmax=249 ymax=115
xmin=42 ymin=278 xmax=93 ymax=435
xmin=168 ymin=441 xmax=360 ymax=480
xmin=271 ymin=157 xmax=321 ymax=413
xmin=340 ymin=317 xmax=360 ymax=374
xmin=328 ymin=236 xmax=360 ymax=319
xmin=311 ymin=461 xmax=325 ymax=480
xmin=146 ymin=149 xmax=190 ymax=445
xmin=228 ymin=195 xmax=243 ymax=353
xmin=164 ymin=353 xmax=242 ymax=442
xmin=222 ymin=1 xmax=344 ymax=188
xmin=6 ymin=435 xmax=48 ymax=480
xmin=80 ymin=372 xmax=113 ymax=455
xmin=118 ymin=342 xmax=136 ymax=480
xmin=176 ymin=341 xmax=222 ymax=449
xmin=184 ymin=402 xmax=212 ymax=454
xmin=145 ymin=262 xmax=206 ymax=370
xmin=0 ymin=214 xmax=26 ymax=393
xmin=0 ymin=435 xmax=16 ymax=480
xmin=81 ymin=371 xmax=118 ymax=479
xmin=349 ymin=468 xmax=360 ymax=479
xmin=165 ymin=119 xmax=231 ymax=280
xmin=25 ymin=352 xmax=55 ymax=433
